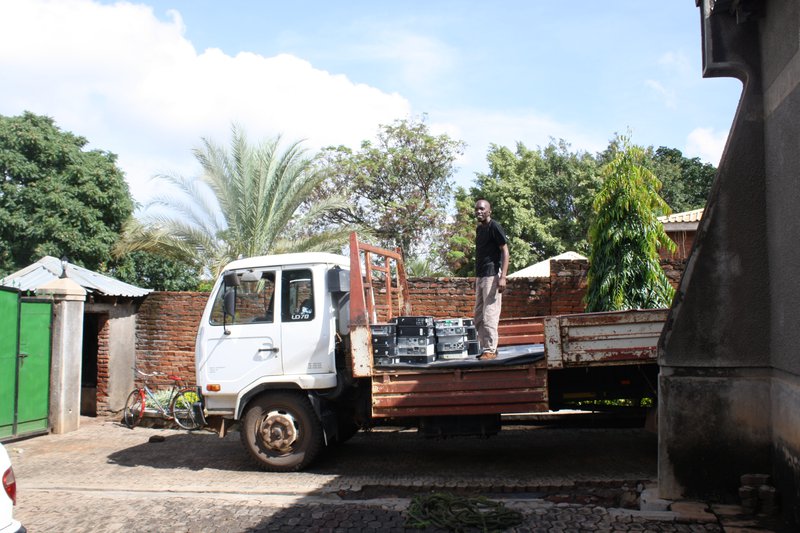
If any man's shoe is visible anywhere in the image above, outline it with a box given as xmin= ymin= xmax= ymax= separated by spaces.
xmin=478 ymin=351 xmax=497 ymax=360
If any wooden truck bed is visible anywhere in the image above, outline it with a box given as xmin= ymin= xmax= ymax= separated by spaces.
xmin=370 ymin=358 xmax=548 ymax=418
xmin=544 ymin=309 xmax=668 ymax=368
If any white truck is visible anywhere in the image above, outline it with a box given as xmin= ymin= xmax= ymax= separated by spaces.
xmin=194 ymin=233 xmax=666 ymax=471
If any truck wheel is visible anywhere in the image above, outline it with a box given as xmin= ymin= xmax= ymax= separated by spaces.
xmin=240 ymin=392 xmax=324 ymax=472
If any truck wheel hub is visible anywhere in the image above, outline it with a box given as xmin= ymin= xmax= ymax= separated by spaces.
xmin=259 ymin=410 xmax=298 ymax=452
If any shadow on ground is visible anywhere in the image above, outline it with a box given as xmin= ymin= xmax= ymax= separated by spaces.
xmin=107 ymin=425 xmax=658 ymax=481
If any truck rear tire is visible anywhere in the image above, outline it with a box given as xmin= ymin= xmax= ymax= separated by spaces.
xmin=240 ymin=391 xmax=324 ymax=472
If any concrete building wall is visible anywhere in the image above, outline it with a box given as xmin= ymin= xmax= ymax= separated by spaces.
xmin=659 ymin=1 xmax=800 ymax=526
xmin=37 ymin=278 xmax=86 ymax=434
xmin=106 ymin=312 xmax=137 ymax=412
xmin=762 ymin=0 xmax=800 ymax=520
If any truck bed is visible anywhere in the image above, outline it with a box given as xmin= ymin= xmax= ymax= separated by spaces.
xmin=544 ymin=309 xmax=667 ymax=368
xmin=347 ymin=234 xmax=666 ymax=419
xmin=370 ymin=357 xmax=548 ymax=418
xmin=369 ymin=319 xmax=548 ymax=419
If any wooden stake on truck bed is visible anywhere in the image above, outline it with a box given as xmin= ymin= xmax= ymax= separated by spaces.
xmin=348 ymin=232 xmax=411 ymax=378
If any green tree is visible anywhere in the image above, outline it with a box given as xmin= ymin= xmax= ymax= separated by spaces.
xmin=115 ymin=125 xmax=353 ymax=277
xmin=405 ymin=256 xmax=448 ymax=277
xmin=316 ymin=117 xmax=465 ymax=261
xmin=0 ymin=112 xmax=133 ymax=275
xmin=442 ymin=187 xmax=479 ymax=276
xmin=110 ymin=251 xmax=201 ymax=291
xmin=598 ymin=138 xmax=717 ymax=213
xmin=652 ymin=146 xmax=716 ymax=212
xmin=446 ymin=140 xmax=600 ymax=275
xmin=585 ymin=141 xmax=676 ymax=312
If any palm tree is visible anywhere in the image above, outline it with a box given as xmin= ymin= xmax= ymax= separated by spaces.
xmin=404 ymin=256 xmax=449 ymax=277
xmin=115 ymin=125 xmax=355 ymax=276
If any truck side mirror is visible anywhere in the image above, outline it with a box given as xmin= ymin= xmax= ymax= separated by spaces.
xmin=223 ymin=288 xmax=237 ymax=319
xmin=327 ymin=267 xmax=350 ymax=293
xmin=222 ymin=272 xmax=239 ymax=335
xmin=223 ymin=272 xmax=240 ymax=287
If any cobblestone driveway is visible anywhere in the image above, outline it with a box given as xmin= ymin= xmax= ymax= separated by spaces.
xmin=3 ymin=417 xmax=772 ymax=532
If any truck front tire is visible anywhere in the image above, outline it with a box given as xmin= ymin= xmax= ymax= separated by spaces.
xmin=240 ymin=391 xmax=324 ymax=472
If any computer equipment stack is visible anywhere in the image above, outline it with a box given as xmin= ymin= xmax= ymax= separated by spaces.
xmin=370 ymin=322 xmax=398 ymax=366
xmin=371 ymin=316 xmax=482 ymax=367
xmin=395 ymin=316 xmax=437 ymax=364
xmin=435 ymin=318 xmax=479 ymax=360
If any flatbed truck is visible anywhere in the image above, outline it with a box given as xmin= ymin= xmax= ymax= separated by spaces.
xmin=194 ymin=233 xmax=666 ymax=471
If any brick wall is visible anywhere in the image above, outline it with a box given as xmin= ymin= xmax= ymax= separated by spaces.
xmin=660 ymin=230 xmax=696 ymax=261
xmin=133 ymin=260 xmax=589 ymax=375
xmin=133 ymin=258 xmax=674 ymax=376
xmin=135 ymin=291 xmax=208 ymax=388
xmin=403 ymin=260 xmax=587 ymax=319
xmin=404 ymin=275 xmax=553 ymax=319
xmin=95 ymin=315 xmax=110 ymax=413
xmin=550 ymin=260 xmax=589 ymax=315
xmin=660 ymin=259 xmax=685 ymax=289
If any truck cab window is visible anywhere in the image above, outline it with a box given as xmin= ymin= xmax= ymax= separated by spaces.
xmin=282 ymin=269 xmax=314 ymax=322
xmin=210 ymin=270 xmax=276 ymax=325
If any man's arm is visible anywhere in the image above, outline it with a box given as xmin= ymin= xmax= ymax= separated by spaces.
xmin=498 ymin=243 xmax=509 ymax=293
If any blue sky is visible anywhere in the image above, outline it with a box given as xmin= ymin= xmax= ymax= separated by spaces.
xmin=0 ymin=0 xmax=742 ymax=204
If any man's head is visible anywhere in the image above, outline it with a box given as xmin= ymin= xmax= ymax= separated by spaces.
xmin=475 ymin=199 xmax=492 ymax=225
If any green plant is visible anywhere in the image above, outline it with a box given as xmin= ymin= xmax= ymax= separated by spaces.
xmin=586 ymin=139 xmax=676 ymax=311
xmin=145 ymin=390 xmax=173 ymax=410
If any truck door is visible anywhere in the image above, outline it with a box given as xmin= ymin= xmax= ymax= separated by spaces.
xmin=279 ymin=268 xmax=333 ymax=376
xmin=198 ymin=268 xmax=283 ymax=394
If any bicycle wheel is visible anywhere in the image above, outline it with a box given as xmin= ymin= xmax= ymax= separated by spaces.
xmin=123 ymin=389 xmax=145 ymax=428
xmin=170 ymin=388 xmax=203 ymax=430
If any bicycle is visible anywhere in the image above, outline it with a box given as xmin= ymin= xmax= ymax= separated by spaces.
xmin=122 ymin=368 xmax=204 ymax=430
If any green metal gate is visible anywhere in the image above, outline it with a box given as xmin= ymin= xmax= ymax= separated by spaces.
xmin=0 ymin=288 xmax=52 ymax=439
xmin=0 ymin=288 xmax=20 ymax=438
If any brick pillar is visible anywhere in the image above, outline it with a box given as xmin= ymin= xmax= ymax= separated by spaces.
xmin=549 ymin=259 xmax=588 ymax=315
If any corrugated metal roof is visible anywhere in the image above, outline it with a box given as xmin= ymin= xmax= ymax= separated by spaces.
xmin=0 ymin=256 xmax=152 ymax=297
xmin=658 ymin=208 xmax=704 ymax=224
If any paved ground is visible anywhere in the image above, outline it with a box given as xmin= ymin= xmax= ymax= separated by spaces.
xmin=4 ymin=416 xmax=781 ymax=532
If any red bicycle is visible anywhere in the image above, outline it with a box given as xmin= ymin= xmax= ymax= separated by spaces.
xmin=122 ymin=368 xmax=203 ymax=430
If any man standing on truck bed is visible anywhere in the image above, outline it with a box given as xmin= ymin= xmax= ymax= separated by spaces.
xmin=474 ymin=199 xmax=510 ymax=360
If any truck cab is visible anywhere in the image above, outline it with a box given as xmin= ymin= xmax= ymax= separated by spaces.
xmin=195 ymin=252 xmax=349 ymax=422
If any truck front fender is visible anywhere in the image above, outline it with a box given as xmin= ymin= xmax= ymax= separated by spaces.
xmin=234 ymin=373 xmax=338 ymax=419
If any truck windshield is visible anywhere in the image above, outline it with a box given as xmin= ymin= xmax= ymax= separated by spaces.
xmin=210 ymin=269 xmax=276 ymax=325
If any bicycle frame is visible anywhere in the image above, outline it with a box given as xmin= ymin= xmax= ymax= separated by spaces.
xmin=124 ymin=367 xmax=203 ymax=430
xmin=141 ymin=383 xmax=181 ymax=419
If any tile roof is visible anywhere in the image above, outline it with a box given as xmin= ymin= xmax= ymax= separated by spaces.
xmin=0 ymin=256 xmax=152 ymax=297
xmin=658 ymin=208 xmax=704 ymax=224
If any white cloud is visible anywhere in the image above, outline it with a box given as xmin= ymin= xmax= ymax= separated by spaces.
xmin=0 ymin=0 xmax=411 ymax=202
xmin=644 ymin=50 xmax=692 ymax=111
xmin=645 ymin=79 xmax=678 ymax=110
xmin=657 ymin=51 xmax=693 ymax=76
xmin=685 ymin=127 xmax=728 ymax=165
xmin=354 ymin=30 xmax=457 ymax=96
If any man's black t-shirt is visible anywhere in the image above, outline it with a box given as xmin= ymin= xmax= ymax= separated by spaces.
xmin=475 ymin=219 xmax=508 ymax=277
